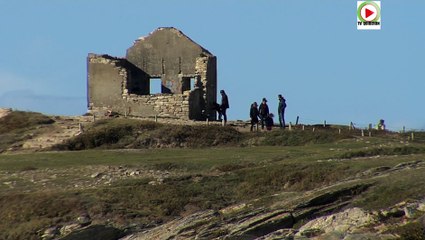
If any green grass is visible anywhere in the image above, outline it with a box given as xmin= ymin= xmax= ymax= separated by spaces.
xmin=353 ymin=167 xmax=425 ymax=210
xmin=339 ymin=146 xmax=425 ymax=159
xmin=1 ymin=118 xmax=425 ymax=239
xmin=2 ymin=142 xmax=425 ymax=239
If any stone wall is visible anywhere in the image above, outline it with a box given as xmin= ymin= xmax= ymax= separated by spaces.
xmin=88 ymin=54 xmax=192 ymax=119
xmin=87 ymin=28 xmax=217 ymax=121
xmin=124 ymin=93 xmax=190 ymax=119
xmin=195 ymin=56 xmax=217 ymax=119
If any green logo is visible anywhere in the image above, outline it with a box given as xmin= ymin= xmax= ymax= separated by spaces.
xmin=357 ymin=1 xmax=381 ymax=22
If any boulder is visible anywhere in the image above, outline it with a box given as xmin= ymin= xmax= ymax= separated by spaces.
xmin=297 ymin=208 xmax=377 ymax=236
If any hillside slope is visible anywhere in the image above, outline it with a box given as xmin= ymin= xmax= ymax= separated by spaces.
xmin=1 ymin=111 xmax=425 ymax=239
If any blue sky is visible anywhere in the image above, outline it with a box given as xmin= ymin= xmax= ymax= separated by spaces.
xmin=0 ymin=1 xmax=424 ymax=130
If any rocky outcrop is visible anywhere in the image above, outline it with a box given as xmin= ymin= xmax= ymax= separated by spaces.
xmin=121 ymin=183 xmax=373 ymax=240
xmin=297 ymin=208 xmax=377 ymax=237
xmin=118 ymin=180 xmax=425 ymax=240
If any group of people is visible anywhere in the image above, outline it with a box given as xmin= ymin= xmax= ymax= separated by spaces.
xmin=250 ymin=94 xmax=286 ymax=131
xmin=215 ymin=90 xmax=287 ymax=131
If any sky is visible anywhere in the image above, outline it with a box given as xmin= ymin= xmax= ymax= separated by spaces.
xmin=0 ymin=1 xmax=424 ymax=130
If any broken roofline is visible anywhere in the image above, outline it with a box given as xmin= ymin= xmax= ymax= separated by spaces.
xmin=133 ymin=27 xmax=214 ymax=57
xmin=87 ymin=53 xmax=124 ymax=60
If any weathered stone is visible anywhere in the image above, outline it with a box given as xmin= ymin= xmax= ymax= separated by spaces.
xmin=60 ymin=223 xmax=81 ymax=236
xmin=404 ymin=204 xmax=419 ymax=219
xmin=297 ymin=208 xmax=377 ymax=236
xmin=343 ymin=232 xmax=398 ymax=240
xmin=381 ymin=207 xmax=405 ymax=218
xmin=256 ymin=228 xmax=297 ymax=240
xmin=42 ymin=226 xmax=59 ymax=240
xmin=77 ymin=214 xmax=92 ymax=226
xmin=90 ymin=172 xmax=102 ymax=178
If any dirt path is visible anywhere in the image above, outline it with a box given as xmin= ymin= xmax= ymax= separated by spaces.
xmin=15 ymin=116 xmax=93 ymax=152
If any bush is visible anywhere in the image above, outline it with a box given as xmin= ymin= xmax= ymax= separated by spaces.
xmin=58 ymin=119 xmax=146 ymax=150
xmin=339 ymin=146 xmax=425 ymax=159
xmin=56 ymin=119 xmax=242 ymax=150
xmin=0 ymin=111 xmax=54 ymax=134
xmin=260 ymin=129 xmax=352 ymax=146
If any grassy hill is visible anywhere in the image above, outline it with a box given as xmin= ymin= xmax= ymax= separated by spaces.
xmin=1 ymin=113 xmax=425 ymax=239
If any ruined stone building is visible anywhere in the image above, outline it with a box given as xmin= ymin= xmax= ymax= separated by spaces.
xmin=87 ymin=27 xmax=217 ymax=120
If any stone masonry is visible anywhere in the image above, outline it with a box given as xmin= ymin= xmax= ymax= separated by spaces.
xmin=87 ymin=27 xmax=217 ymax=120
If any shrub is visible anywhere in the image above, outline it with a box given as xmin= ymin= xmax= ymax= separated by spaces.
xmin=0 ymin=111 xmax=54 ymax=134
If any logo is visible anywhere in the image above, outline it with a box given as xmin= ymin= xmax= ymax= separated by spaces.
xmin=357 ymin=1 xmax=381 ymax=30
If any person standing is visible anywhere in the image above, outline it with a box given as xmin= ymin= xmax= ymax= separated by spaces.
xmin=219 ymin=90 xmax=229 ymax=125
xmin=258 ymin=98 xmax=269 ymax=130
xmin=249 ymin=102 xmax=259 ymax=132
xmin=278 ymin=94 xmax=287 ymax=128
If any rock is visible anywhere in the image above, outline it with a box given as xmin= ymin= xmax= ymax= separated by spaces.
xmin=299 ymin=228 xmax=323 ymax=238
xmin=295 ymin=184 xmax=371 ymax=209
xmin=381 ymin=208 xmax=405 ymax=218
xmin=237 ymin=211 xmax=294 ymax=238
xmin=417 ymin=204 xmax=425 ymax=213
xmin=219 ymin=203 xmax=248 ymax=215
xmin=357 ymin=166 xmax=391 ymax=177
xmin=123 ymin=210 xmax=218 ymax=240
xmin=343 ymin=232 xmax=398 ymax=240
xmin=297 ymin=208 xmax=377 ymax=236
xmin=91 ymin=172 xmax=103 ymax=178
xmin=255 ymin=228 xmax=296 ymax=240
xmin=393 ymin=160 xmax=422 ymax=170
xmin=42 ymin=226 xmax=59 ymax=240
xmin=77 ymin=214 xmax=92 ymax=226
xmin=60 ymin=223 xmax=81 ymax=235
xmin=404 ymin=204 xmax=419 ymax=219
xmin=148 ymin=180 xmax=157 ymax=185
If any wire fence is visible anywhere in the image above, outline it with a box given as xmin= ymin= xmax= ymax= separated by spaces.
xmin=289 ymin=115 xmax=424 ymax=133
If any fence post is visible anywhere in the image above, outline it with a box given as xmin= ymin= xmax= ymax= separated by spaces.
xmin=155 ymin=115 xmax=158 ymax=123
xmin=313 ymin=128 xmax=315 ymax=132
xmin=361 ymin=129 xmax=365 ymax=137
xmin=302 ymin=125 xmax=305 ymax=131
xmin=323 ymin=120 xmax=327 ymax=128
xmin=206 ymin=118 xmax=209 ymax=126
xmin=338 ymin=128 xmax=341 ymax=135
xmin=289 ymin=122 xmax=292 ymax=131
xmin=369 ymin=131 xmax=372 ymax=137
xmin=411 ymin=132 xmax=415 ymax=141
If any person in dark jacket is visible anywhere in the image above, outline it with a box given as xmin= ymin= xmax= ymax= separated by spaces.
xmin=250 ymin=102 xmax=259 ymax=132
xmin=219 ymin=90 xmax=229 ymax=125
xmin=211 ymin=102 xmax=221 ymax=120
xmin=258 ymin=98 xmax=269 ymax=130
xmin=265 ymin=113 xmax=274 ymax=131
xmin=278 ymin=94 xmax=287 ymax=128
